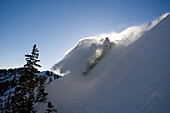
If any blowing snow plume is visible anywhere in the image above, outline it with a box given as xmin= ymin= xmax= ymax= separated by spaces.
xmin=52 ymin=38 xmax=113 ymax=75
xmin=51 ymin=13 xmax=169 ymax=76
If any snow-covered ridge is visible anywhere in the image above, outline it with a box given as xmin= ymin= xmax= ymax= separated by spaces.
xmin=93 ymin=13 xmax=170 ymax=44
xmin=52 ymin=13 xmax=169 ymax=76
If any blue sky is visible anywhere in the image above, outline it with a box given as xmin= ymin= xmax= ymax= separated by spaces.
xmin=0 ymin=0 xmax=170 ymax=70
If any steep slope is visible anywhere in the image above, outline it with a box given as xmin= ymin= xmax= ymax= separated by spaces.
xmin=74 ymin=15 xmax=170 ymax=113
xmin=41 ymin=15 xmax=170 ymax=113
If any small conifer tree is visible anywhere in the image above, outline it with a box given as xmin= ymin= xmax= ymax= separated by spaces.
xmin=5 ymin=44 xmax=41 ymax=112
xmin=46 ymin=102 xmax=57 ymax=113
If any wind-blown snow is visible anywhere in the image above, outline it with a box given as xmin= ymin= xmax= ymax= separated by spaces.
xmin=52 ymin=13 xmax=169 ymax=76
xmin=37 ymin=13 xmax=170 ymax=113
xmin=52 ymin=38 xmax=101 ymax=74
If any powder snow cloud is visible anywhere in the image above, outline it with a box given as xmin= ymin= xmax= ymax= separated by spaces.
xmin=51 ymin=13 xmax=169 ymax=75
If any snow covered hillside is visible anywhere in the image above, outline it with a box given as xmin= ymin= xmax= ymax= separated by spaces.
xmin=38 ymin=14 xmax=170 ymax=113
xmin=0 ymin=68 xmax=60 ymax=112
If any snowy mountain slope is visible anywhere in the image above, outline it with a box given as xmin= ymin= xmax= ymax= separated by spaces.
xmin=37 ymin=14 xmax=170 ymax=113
xmin=74 ymin=15 xmax=170 ymax=113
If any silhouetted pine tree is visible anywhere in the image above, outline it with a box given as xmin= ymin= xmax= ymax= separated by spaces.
xmin=5 ymin=44 xmax=41 ymax=112
xmin=36 ymin=75 xmax=48 ymax=102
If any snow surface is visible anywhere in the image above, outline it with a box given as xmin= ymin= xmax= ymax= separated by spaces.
xmin=37 ymin=13 xmax=170 ymax=113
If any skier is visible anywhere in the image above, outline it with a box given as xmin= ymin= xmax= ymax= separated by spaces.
xmin=103 ymin=37 xmax=111 ymax=53
xmin=82 ymin=37 xmax=111 ymax=76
